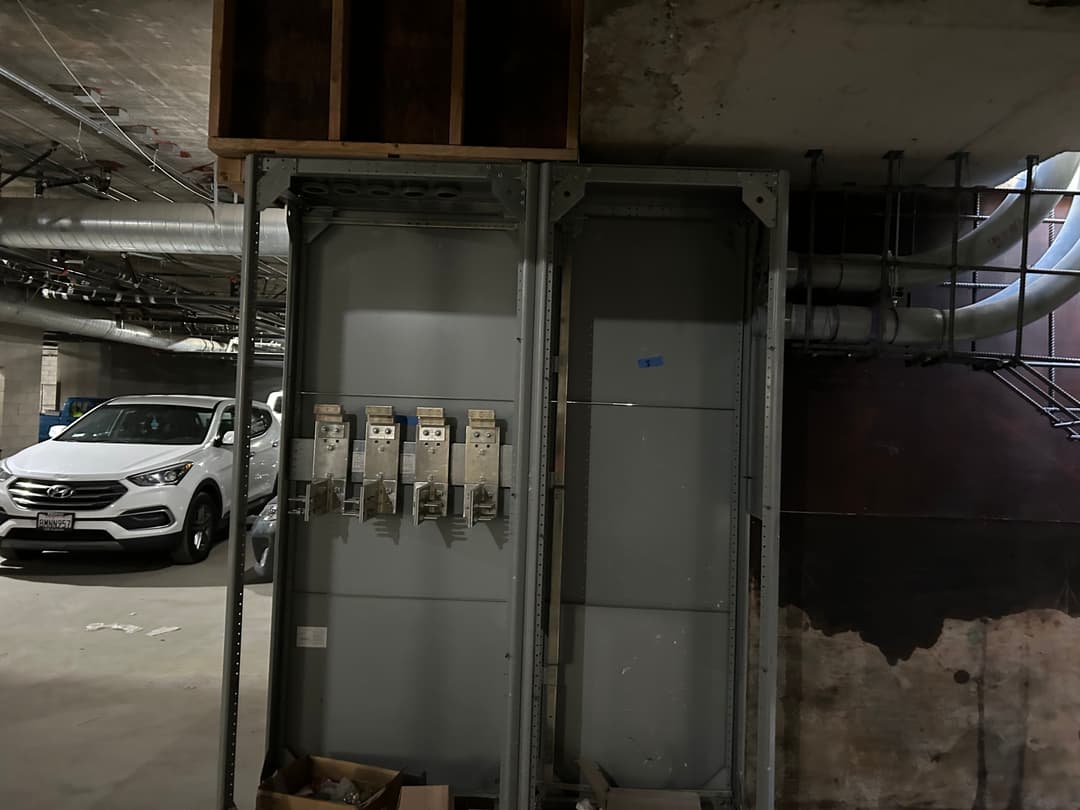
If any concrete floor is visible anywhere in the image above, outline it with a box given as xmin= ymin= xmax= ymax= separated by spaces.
xmin=0 ymin=541 xmax=271 ymax=809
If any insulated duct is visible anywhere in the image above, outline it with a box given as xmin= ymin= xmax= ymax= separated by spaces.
xmin=789 ymin=166 xmax=1080 ymax=346
xmin=792 ymin=151 xmax=1080 ymax=291
xmin=0 ymin=287 xmax=228 ymax=352
xmin=0 ymin=200 xmax=289 ymax=257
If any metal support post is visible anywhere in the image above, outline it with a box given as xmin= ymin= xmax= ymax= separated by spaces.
xmin=879 ymin=152 xmax=903 ymax=344
xmin=971 ymin=191 xmax=982 ymax=353
xmin=217 ymin=152 xmax=261 ymax=810
xmin=947 ymin=153 xmax=968 ymax=354
xmin=519 ymin=164 xmax=553 ymax=810
xmin=501 ymin=161 xmax=540 ymax=810
xmin=1014 ymin=155 xmax=1038 ymax=360
xmin=263 ymin=202 xmax=302 ymax=777
xmin=755 ymin=173 xmax=789 ymax=810
xmin=1048 ymin=213 xmax=1058 ymax=393
xmin=803 ymin=150 xmax=823 ymax=351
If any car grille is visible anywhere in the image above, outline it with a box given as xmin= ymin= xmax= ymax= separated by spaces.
xmin=7 ymin=478 xmax=127 ymax=511
xmin=4 ymin=528 xmax=115 ymax=542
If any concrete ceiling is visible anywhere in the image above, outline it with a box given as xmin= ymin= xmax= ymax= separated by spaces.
xmin=582 ymin=0 xmax=1080 ymax=185
xmin=0 ymin=0 xmax=213 ymax=203
xmin=0 ymin=0 xmax=1077 ymax=340
xmin=1 ymin=0 xmax=1078 ymax=192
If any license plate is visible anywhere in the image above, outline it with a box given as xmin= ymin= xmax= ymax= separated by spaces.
xmin=36 ymin=512 xmax=74 ymax=531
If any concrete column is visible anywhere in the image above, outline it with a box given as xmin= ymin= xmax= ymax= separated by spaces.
xmin=0 ymin=324 xmax=44 ymax=457
xmin=56 ymin=341 xmax=107 ymax=398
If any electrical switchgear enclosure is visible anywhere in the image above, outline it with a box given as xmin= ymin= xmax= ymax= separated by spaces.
xmin=221 ymin=158 xmax=787 ymax=810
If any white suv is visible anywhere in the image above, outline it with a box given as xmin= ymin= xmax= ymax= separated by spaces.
xmin=0 ymin=395 xmax=279 ymax=564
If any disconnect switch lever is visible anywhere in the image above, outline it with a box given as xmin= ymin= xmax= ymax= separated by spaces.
xmin=297 ymin=403 xmax=349 ymax=520
xmin=412 ymin=406 xmax=450 ymax=524
xmin=463 ymin=408 xmax=499 ymax=527
xmin=362 ymin=405 xmax=400 ymax=520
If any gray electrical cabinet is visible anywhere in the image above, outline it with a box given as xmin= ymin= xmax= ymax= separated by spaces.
xmin=219 ymin=158 xmax=787 ymax=810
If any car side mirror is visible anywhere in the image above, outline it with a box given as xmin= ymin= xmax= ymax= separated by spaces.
xmin=48 ymin=425 xmax=66 ymax=439
xmin=218 ymin=430 xmax=236 ymax=447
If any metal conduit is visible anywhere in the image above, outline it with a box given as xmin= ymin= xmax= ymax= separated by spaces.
xmin=788 ymin=166 xmax=1080 ymax=346
xmin=0 ymin=200 xmax=289 ymax=257
xmin=789 ymin=151 xmax=1080 ymax=291
xmin=0 ymin=286 xmax=228 ymax=352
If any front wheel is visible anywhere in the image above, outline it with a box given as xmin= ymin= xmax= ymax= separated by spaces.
xmin=170 ymin=491 xmax=219 ymax=565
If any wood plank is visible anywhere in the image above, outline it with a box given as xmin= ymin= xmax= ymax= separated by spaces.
xmin=449 ymin=0 xmax=467 ymax=145
xmin=207 ymin=0 xmax=235 ymax=138
xmin=329 ymin=0 xmax=349 ymax=140
xmin=208 ymin=135 xmax=578 ymax=162
xmin=565 ymin=0 xmax=584 ymax=150
xmin=215 ymin=156 xmax=245 ymax=196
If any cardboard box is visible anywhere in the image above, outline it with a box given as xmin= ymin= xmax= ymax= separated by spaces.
xmin=397 ymin=785 xmax=452 ymax=810
xmin=578 ymin=759 xmax=701 ymax=810
xmin=257 ymin=756 xmax=402 ymax=810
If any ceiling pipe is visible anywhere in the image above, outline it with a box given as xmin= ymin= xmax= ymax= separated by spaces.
xmin=0 ymin=200 xmax=289 ymax=257
xmin=0 ymin=286 xmax=228 ymax=352
xmin=38 ymin=289 xmax=288 ymax=309
xmin=788 ymin=170 xmax=1080 ymax=346
xmin=790 ymin=151 xmax=1080 ymax=291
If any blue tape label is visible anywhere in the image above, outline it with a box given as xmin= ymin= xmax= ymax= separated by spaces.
xmin=637 ymin=355 xmax=665 ymax=369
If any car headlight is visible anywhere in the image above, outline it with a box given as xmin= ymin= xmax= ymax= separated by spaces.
xmin=0 ymin=462 xmax=11 ymax=484
xmin=128 ymin=462 xmax=194 ymax=487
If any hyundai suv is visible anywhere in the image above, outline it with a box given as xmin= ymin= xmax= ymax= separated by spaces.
xmin=0 ymin=395 xmax=279 ymax=564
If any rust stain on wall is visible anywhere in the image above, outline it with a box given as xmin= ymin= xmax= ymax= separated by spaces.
xmin=779 ymin=515 xmax=1080 ymax=664
xmin=772 ymin=604 xmax=1080 ymax=810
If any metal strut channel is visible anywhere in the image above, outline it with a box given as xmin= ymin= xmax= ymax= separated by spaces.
xmin=989 ymin=359 xmax=1080 ymax=440
xmin=755 ymin=173 xmax=789 ymax=810
xmin=542 ymin=252 xmax=572 ymax=782
xmin=216 ymin=153 xmax=261 ymax=810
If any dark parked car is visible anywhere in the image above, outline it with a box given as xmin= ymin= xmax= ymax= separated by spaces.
xmin=249 ymin=496 xmax=277 ymax=580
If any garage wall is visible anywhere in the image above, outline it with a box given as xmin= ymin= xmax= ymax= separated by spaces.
xmin=57 ymin=341 xmax=281 ymax=402
xmin=774 ymin=354 xmax=1080 ymax=809
xmin=0 ymin=323 xmax=44 ymax=457
xmin=768 ymin=185 xmax=1080 ymax=808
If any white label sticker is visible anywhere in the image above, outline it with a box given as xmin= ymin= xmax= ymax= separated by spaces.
xmin=296 ymin=626 xmax=328 ymax=648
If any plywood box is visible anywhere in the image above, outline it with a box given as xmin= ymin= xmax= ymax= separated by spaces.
xmin=578 ymin=759 xmax=701 ymax=810
xmin=256 ymin=756 xmax=401 ymax=810
xmin=209 ymin=0 xmax=583 ymax=162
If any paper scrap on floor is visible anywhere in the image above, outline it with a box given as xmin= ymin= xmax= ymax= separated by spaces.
xmin=85 ymin=622 xmax=143 ymax=634
xmin=147 ymin=626 xmax=181 ymax=637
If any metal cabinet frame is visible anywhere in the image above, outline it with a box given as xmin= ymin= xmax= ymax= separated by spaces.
xmin=216 ymin=154 xmax=787 ymax=810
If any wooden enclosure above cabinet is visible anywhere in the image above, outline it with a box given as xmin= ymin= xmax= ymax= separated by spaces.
xmin=209 ymin=0 xmax=583 ymax=161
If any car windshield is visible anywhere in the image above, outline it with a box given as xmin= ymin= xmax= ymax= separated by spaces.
xmin=57 ymin=404 xmax=215 ymax=445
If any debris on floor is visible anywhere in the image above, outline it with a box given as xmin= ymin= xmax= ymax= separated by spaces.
xmin=257 ymin=755 xmax=401 ymax=809
xmin=147 ymin=626 xmax=181 ymax=637
xmin=85 ymin=622 xmax=142 ymax=634
xmin=295 ymin=776 xmax=381 ymax=805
